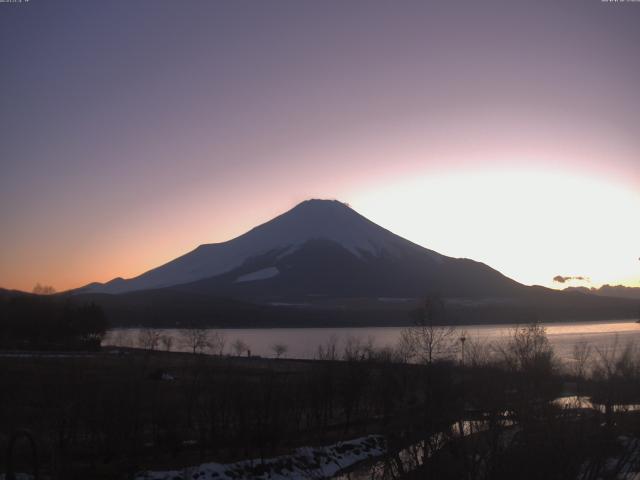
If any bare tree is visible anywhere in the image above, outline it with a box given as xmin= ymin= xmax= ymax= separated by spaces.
xmin=341 ymin=335 xmax=377 ymax=361
xmin=396 ymin=329 xmax=416 ymax=363
xmin=571 ymin=340 xmax=592 ymax=379
xmin=160 ymin=334 xmax=174 ymax=352
xmin=138 ymin=328 xmax=161 ymax=351
xmin=271 ymin=343 xmax=288 ymax=359
xmin=33 ymin=283 xmax=56 ymax=295
xmin=464 ymin=335 xmax=493 ymax=367
xmin=231 ymin=338 xmax=249 ymax=356
xmin=570 ymin=340 xmax=592 ymax=402
xmin=180 ymin=328 xmax=211 ymax=354
xmin=208 ymin=331 xmax=226 ymax=356
xmin=497 ymin=322 xmax=555 ymax=372
xmin=591 ymin=338 xmax=640 ymax=419
xmin=343 ymin=335 xmax=365 ymax=361
xmin=400 ymin=296 xmax=456 ymax=364
xmin=363 ymin=335 xmax=376 ymax=360
xmin=317 ymin=334 xmax=339 ymax=361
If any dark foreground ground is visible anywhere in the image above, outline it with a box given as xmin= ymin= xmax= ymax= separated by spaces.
xmin=3 ymin=342 xmax=640 ymax=480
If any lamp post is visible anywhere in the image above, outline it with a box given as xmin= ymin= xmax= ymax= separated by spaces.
xmin=460 ymin=334 xmax=467 ymax=367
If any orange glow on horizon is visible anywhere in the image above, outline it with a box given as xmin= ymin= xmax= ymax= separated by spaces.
xmin=2 ymin=168 xmax=638 ymax=293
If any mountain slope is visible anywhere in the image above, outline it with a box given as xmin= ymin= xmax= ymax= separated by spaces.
xmin=564 ymin=285 xmax=640 ymax=300
xmin=174 ymin=237 xmax=524 ymax=301
xmin=83 ymin=199 xmax=459 ymax=295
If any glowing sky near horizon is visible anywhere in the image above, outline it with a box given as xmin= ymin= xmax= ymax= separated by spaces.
xmin=1 ymin=0 xmax=639 ymax=292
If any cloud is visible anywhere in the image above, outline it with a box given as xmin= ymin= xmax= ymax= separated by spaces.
xmin=553 ymin=275 xmax=589 ymax=284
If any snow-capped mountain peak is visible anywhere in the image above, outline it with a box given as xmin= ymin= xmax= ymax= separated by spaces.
xmin=84 ymin=199 xmax=442 ymax=294
xmin=239 ymin=199 xmax=416 ymax=257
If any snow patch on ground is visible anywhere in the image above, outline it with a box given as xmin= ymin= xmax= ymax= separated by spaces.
xmin=135 ymin=435 xmax=385 ymax=480
xmin=235 ymin=267 xmax=280 ymax=283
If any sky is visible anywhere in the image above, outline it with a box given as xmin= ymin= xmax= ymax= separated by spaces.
xmin=1 ymin=0 xmax=639 ymax=293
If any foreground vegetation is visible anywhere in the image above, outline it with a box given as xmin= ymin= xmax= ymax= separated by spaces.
xmin=3 ymin=299 xmax=640 ymax=479
xmin=0 ymin=333 xmax=639 ymax=479
xmin=0 ymin=292 xmax=108 ymax=350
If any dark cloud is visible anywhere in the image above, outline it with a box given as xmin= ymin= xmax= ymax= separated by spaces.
xmin=553 ymin=275 xmax=589 ymax=284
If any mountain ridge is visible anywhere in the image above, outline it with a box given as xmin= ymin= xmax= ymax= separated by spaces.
xmin=564 ymin=284 xmax=640 ymax=300
xmin=81 ymin=199 xmax=452 ymax=295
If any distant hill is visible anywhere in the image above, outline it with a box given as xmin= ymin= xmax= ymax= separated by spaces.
xmin=0 ymin=287 xmax=32 ymax=298
xmin=564 ymin=285 xmax=640 ymax=300
xmin=0 ymin=289 xmax=108 ymax=350
xmin=68 ymin=285 xmax=638 ymax=328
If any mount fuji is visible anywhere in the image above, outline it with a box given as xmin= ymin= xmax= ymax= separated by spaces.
xmin=81 ymin=199 xmax=522 ymax=299
xmin=74 ymin=199 xmax=637 ymax=326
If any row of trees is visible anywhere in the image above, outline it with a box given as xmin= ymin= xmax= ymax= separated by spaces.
xmin=0 ymin=293 xmax=108 ymax=350
xmin=111 ymin=328 xmax=291 ymax=358
xmin=135 ymin=328 xmax=227 ymax=355
xmin=124 ymin=320 xmax=550 ymax=368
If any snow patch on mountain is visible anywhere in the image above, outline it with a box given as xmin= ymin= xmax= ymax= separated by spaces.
xmin=235 ymin=267 xmax=280 ymax=283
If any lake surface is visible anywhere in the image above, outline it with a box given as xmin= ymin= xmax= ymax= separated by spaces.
xmin=104 ymin=319 xmax=640 ymax=363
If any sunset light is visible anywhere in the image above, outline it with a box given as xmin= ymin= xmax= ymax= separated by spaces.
xmin=352 ymin=170 xmax=640 ymax=289
xmin=3 ymin=2 xmax=640 ymax=477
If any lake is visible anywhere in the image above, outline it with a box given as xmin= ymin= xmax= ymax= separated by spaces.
xmin=104 ymin=319 xmax=640 ymax=363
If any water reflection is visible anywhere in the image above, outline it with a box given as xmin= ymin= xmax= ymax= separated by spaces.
xmin=337 ymin=396 xmax=640 ymax=480
xmin=334 ymin=420 xmax=495 ymax=480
